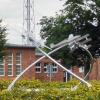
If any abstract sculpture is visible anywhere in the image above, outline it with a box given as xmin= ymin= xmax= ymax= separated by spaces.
xmin=8 ymin=34 xmax=93 ymax=91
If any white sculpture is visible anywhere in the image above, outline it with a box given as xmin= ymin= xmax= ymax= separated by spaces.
xmin=8 ymin=34 xmax=92 ymax=91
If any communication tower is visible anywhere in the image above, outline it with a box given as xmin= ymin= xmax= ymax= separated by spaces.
xmin=22 ymin=0 xmax=35 ymax=45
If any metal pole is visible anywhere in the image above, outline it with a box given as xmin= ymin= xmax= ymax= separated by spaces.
xmin=50 ymin=64 xmax=52 ymax=82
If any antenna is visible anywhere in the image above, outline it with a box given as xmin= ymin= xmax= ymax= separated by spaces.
xmin=22 ymin=0 xmax=35 ymax=45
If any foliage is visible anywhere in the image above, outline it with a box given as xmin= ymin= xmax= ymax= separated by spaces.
xmin=39 ymin=15 xmax=77 ymax=66
xmin=39 ymin=0 xmax=100 ymax=70
xmin=63 ymin=0 xmax=100 ymax=55
xmin=0 ymin=20 xmax=7 ymax=58
xmin=0 ymin=80 xmax=100 ymax=100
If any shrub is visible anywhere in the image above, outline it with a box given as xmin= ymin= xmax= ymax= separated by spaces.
xmin=0 ymin=80 xmax=100 ymax=100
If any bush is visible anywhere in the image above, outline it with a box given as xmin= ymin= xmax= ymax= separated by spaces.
xmin=0 ymin=80 xmax=100 ymax=100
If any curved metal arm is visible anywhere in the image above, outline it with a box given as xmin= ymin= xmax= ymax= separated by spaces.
xmin=8 ymin=43 xmax=92 ymax=91
xmin=71 ymin=43 xmax=93 ymax=91
xmin=7 ymin=43 xmax=68 ymax=91
xmin=78 ymin=44 xmax=94 ymax=74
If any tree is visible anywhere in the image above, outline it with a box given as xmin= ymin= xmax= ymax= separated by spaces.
xmin=0 ymin=20 xmax=7 ymax=59
xmin=39 ymin=0 xmax=100 ymax=68
xmin=40 ymin=15 xmax=75 ymax=66
xmin=63 ymin=0 xmax=100 ymax=56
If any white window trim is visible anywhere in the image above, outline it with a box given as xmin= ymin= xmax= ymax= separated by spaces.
xmin=44 ymin=63 xmax=48 ymax=73
xmin=79 ymin=66 xmax=84 ymax=73
xmin=8 ymin=53 xmax=13 ymax=76
xmin=16 ymin=53 xmax=22 ymax=76
xmin=44 ymin=63 xmax=58 ymax=73
xmin=0 ymin=61 xmax=5 ymax=76
xmin=52 ymin=65 xmax=58 ymax=73
xmin=16 ymin=53 xmax=21 ymax=64
xmin=16 ymin=65 xmax=22 ymax=76
xmin=35 ymin=63 xmax=41 ymax=73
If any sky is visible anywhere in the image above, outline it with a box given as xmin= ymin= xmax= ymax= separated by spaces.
xmin=0 ymin=0 xmax=65 ymax=44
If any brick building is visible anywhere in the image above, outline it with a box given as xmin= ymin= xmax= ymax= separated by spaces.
xmin=64 ymin=58 xmax=100 ymax=81
xmin=0 ymin=44 xmax=64 ymax=82
xmin=89 ymin=58 xmax=100 ymax=80
xmin=0 ymin=43 xmax=99 ymax=81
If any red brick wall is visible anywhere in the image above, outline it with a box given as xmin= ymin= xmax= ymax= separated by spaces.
xmin=0 ymin=47 xmax=64 ymax=82
xmin=0 ymin=47 xmax=36 ymax=80
xmin=71 ymin=58 xmax=100 ymax=81
xmin=96 ymin=58 xmax=100 ymax=80
xmin=89 ymin=58 xmax=100 ymax=80
xmin=1 ymin=46 xmax=100 ymax=82
xmin=89 ymin=61 xmax=97 ymax=80
xmin=20 ymin=48 xmax=36 ymax=79
xmin=72 ymin=66 xmax=84 ymax=79
xmin=34 ymin=57 xmax=64 ymax=82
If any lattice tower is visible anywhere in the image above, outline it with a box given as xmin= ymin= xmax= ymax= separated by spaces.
xmin=22 ymin=0 xmax=35 ymax=45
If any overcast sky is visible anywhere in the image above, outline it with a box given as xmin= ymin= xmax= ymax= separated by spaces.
xmin=0 ymin=0 xmax=65 ymax=44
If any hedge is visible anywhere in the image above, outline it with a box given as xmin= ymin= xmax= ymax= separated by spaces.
xmin=0 ymin=80 xmax=100 ymax=100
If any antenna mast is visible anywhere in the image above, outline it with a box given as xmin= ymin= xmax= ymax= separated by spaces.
xmin=22 ymin=0 xmax=35 ymax=45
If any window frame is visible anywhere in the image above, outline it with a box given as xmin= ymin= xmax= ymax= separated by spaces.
xmin=0 ymin=59 xmax=5 ymax=76
xmin=79 ymin=66 xmax=84 ymax=73
xmin=44 ymin=63 xmax=49 ymax=73
xmin=44 ymin=63 xmax=58 ymax=73
xmin=7 ymin=53 xmax=13 ymax=76
xmin=52 ymin=63 xmax=58 ymax=73
xmin=16 ymin=52 xmax=22 ymax=76
xmin=35 ymin=62 xmax=41 ymax=73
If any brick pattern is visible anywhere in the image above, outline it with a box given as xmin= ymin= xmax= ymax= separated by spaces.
xmin=0 ymin=46 xmax=100 ymax=82
xmin=89 ymin=58 xmax=100 ymax=80
xmin=0 ymin=47 xmax=64 ymax=82
xmin=34 ymin=56 xmax=64 ymax=82
xmin=0 ymin=47 xmax=36 ymax=80
xmin=89 ymin=62 xmax=97 ymax=80
xmin=72 ymin=66 xmax=84 ymax=78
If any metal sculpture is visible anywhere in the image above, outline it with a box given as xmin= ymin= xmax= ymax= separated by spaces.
xmin=8 ymin=34 xmax=93 ymax=91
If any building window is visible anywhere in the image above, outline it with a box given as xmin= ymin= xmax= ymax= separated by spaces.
xmin=16 ymin=53 xmax=22 ymax=75
xmin=44 ymin=63 xmax=48 ymax=73
xmin=52 ymin=63 xmax=58 ymax=73
xmin=0 ymin=59 xmax=4 ymax=76
xmin=79 ymin=66 xmax=84 ymax=73
xmin=16 ymin=65 xmax=21 ymax=75
xmin=44 ymin=63 xmax=58 ymax=73
xmin=35 ymin=62 xmax=41 ymax=73
xmin=7 ymin=53 xmax=13 ymax=76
